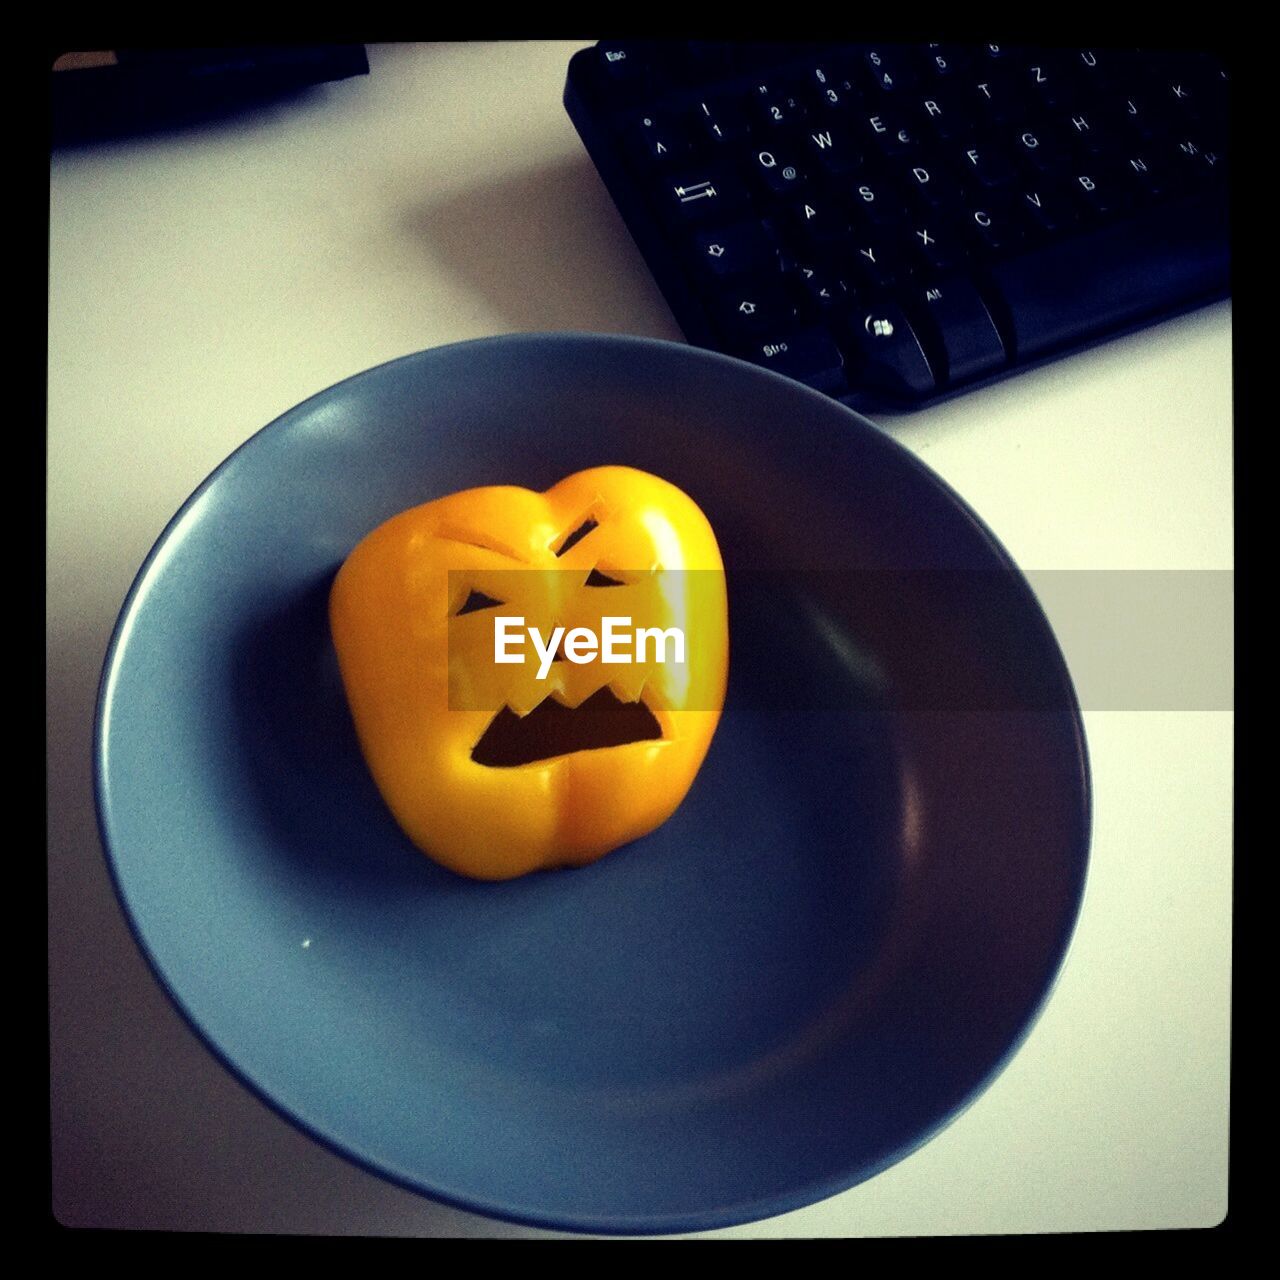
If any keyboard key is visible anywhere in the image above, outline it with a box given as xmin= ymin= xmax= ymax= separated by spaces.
xmin=1065 ymin=48 xmax=1109 ymax=81
xmin=802 ymin=63 xmax=858 ymax=112
xmin=915 ymin=90 xmax=968 ymax=140
xmin=845 ymin=173 xmax=906 ymax=228
xmin=860 ymin=47 xmax=917 ymax=94
xmin=747 ymin=145 xmax=808 ymax=196
xmin=1015 ymin=53 xmax=1073 ymax=107
xmin=690 ymin=96 xmax=745 ymax=147
xmin=899 ymin=158 xmax=944 ymax=201
xmin=655 ymin=170 xmax=749 ymax=225
xmin=860 ymin=110 xmax=919 ymax=156
xmin=960 ymin=200 xmax=1020 ymax=254
xmin=900 ymin=216 xmax=964 ymax=273
xmin=956 ymin=141 xmax=1018 ymax=187
xmin=838 ymin=301 xmax=937 ymax=399
xmin=1010 ymin=181 xmax=1074 ymax=234
xmin=790 ymin=261 xmax=855 ymax=310
xmin=783 ymin=190 xmax=852 ymax=250
xmin=591 ymin=43 xmax=650 ymax=99
xmin=1115 ymin=150 xmax=1170 ymax=201
xmin=845 ymin=231 xmax=901 ymax=286
xmin=988 ymin=189 xmax=1229 ymax=358
xmin=1199 ymin=146 xmax=1227 ymax=179
xmin=903 ymin=276 xmax=1008 ymax=382
xmin=967 ymin=70 xmax=1022 ymax=121
xmin=801 ymin=123 xmax=861 ymax=175
xmin=739 ymin=328 xmax=847 ymax=393
xmin=691 ymin=222 xmax=779 ymax=279
xmin=1112 ymin=89 xmax=1164 ymax=140
xmin=1011 ymin=123 xmax=1070 ymax=175
xmin=1061 ymin=108 xmax=1105 ymax=153
xmin=1191 ymin=57 xmax=1231 ymax=123
xmin=622 ymin=112 xmax=692 ymax=168
xmin=851 ymin=106 xmax=904 ymax=149
xmin=1068 ymin=166 xmax=1124 ymax=218
xmin=919 ymin=44 xmax=971 ymax=81
xmin=1168 ymin=134 xmax=1221 ymax=181
xmin=711 ymin=283 xmax=799 ymax=339
xmin=1152 ymin=72 xmax=1204 ymax=119
xmin=751 ymin=88 xmax=809 ymax=131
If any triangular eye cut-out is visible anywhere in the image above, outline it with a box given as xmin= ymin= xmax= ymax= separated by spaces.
xmin=585 ymin=568 xmax=625 ymax=587
xmin=554 ymin=517 xmax=598 ymax=558
xmin=456 ymin=589 xmax=504 ymax=615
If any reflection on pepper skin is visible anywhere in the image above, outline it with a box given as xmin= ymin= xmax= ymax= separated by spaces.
xmin=330 ymin=467 xmax=728 ymax=881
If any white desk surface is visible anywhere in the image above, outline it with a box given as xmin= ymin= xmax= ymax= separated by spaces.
xmin=48 ymin=41 xmax=1232 ymax=1237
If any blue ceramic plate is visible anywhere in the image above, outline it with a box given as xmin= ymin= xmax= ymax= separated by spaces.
xmin=95 ymin=334 xmax=1090 ymax=1235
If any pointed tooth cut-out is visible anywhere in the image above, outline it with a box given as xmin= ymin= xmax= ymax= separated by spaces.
xmin=609 ymin=666 xmax=649 ymax=703
xmin=507 ymin=680 xmax=558 ymax=719
xmin=549 ymin=680 xmax=595 ymax=710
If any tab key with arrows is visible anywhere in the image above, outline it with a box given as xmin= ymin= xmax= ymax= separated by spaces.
xmin=655 ymin=171 xmax=748 ymax=226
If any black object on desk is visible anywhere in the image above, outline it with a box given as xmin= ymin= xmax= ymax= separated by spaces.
xmin=51 ymin=45 xmax=370 ymax=146
xmin=564 ymin=40 xmax=1230 ymax=408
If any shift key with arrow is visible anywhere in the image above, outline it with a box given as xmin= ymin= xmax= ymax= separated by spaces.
xmin=691 ymin=222 xmax=779 ymax=280
xmin=711 ymin=281 xmax=798 ymax=339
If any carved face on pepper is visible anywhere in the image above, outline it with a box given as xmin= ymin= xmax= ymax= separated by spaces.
xmin=330 ymin=466 xmax=728 ymax=880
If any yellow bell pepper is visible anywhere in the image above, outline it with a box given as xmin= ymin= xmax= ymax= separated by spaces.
xmin=329 ymin=466 xmax=728 ymax=880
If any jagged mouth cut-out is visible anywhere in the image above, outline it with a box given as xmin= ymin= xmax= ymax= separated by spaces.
xmin=471 ymin=686 xmax=664 ymax=768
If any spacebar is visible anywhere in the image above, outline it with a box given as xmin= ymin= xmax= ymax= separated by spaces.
xmin=986 ymin=191 xmax=1230 ymax=361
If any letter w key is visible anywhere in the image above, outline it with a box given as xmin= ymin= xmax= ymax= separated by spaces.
xmin=802 ymin=125 xmax=861 ymax=175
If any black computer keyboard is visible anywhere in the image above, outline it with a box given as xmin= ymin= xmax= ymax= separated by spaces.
xmin=564 ymin=41 xmax=1230 ymax=408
